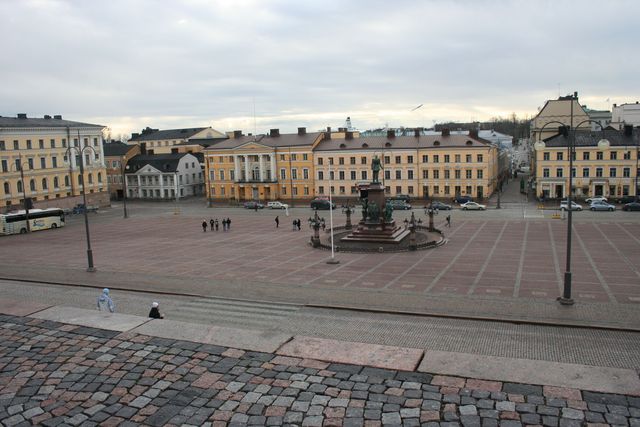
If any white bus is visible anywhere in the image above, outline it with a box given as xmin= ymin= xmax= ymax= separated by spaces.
xmin=0 ymin=208 xmax=66 ymax=235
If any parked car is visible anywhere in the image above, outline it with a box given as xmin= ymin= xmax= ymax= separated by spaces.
xmin=560 ymin=200 xmax=583 ymax=211
xmin=585 ymin=196 xmax=608 ymax=203
xmin=428 ymin=201 xmax=452 ymax=210
xmin=388 ymin=194 xmax=411 ymax=203
xmin=243 ymin=201 xmax=264 ymax=209
xmin=589 ymin=201 xmax=616 ymax=211
xmin=310 ymin=199 xmax=335 ymax=210
xmin=461 ymin=201 xmax=486 ymax=210
xmin=453 ymin=195 xmax=473 ymax=204
xmin=72 ymin=203 xmax=98 ymax=214
xmin=622 ymin=202 xmax=640 ymax=211
xmin=616 ymin=196 xmax=638 ymax=204
xmin=267 ymin=201 xmax=288 ymax=209
xmin=387 ymin=200 xmax=412 ymax=210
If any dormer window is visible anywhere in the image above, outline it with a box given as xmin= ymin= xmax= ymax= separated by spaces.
xmin=340 ymin=143 xmax=346 ymax=149
xmin=433 ymin=140 xmax=440 ymax=146
xmin=385 ymin=142 xmax=392 ymax=147
xmin=362 ymin=143 xmax=369 ymax=148
xmin=466 ymin=140 xmax=473 ymax=146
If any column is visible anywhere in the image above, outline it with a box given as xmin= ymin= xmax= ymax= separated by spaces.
xmin=259 ymin=155 xmax=265 ymax=182
xmin=270 ymin=154 xmax=276 ymax=181
xmin=234 ymin=155 xmax=240 ymax=181
xmin=137 ymin=175 xmax=141 ymax=198
xmin=160 ymin=173 xmax=165 ymax=198
xmin=244 ymin=155 xmax=250 ymax=182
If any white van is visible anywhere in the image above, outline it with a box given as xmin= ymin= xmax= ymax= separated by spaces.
xmin=267 ymin=201 xmax=289 ymax=209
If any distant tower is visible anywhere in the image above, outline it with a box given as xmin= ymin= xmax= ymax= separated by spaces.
xmin=345 ymin=116 xmax=354 ymax=131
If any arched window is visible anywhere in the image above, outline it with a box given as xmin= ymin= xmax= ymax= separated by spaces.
xmin=30 ymin=179 xmax=36 ymax=191
xmin=54 ymin=177 xmax=59 ymax=188
xmin=88 ymin=173 xmax=93 ymax=184
xmin=78 ymin=175 xmax=83 ymax=185
xmin=3 ymin=182 xmax=9 ymax=195
xmin=64 ymin=176 xmax=70 ymax=187
xmin=42 ymin=178 xmax=48 ymax=190
xmin=97 ymin=172 xmax=102 ymax=183
xmin=17 ymin=181 xmax=23 ymax=193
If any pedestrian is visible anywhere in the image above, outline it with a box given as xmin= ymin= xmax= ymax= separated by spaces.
xmin=215 ymin=219 xmax=219 ymax=231
xmin=148 ymin=302 xmax=164 ymax=319
xmin=321 ymin=219 xmax=326 ymax=231
xmin=222 ymin=218 xmax=227 ymax=231
xmin=96 ymin=288 xmax=115 ymax=313
xmin=254 ymin=204 xmax=258 ymax=212
xmin=227 ymin=218 xmax=231 ymax=229
xmin=275 ymin=216 xmax=280 ymax=228
xmin=202 ymin=220 xmax=207 ymax=232
xmin=296 ymin=219 xmax=301 ymax=230
xmin=292 ymin=218 xmax=297 ymax=230
xmin=210 ymin=218 xmax=214 ymax=230
xmin=446 ymin=215 xmax=451 ymax=227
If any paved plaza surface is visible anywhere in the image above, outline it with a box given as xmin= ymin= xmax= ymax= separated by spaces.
xmin=0 ymin=190 xmax=639 ymax=329
xmin=1 ymin=311 xmax=640 ymax=427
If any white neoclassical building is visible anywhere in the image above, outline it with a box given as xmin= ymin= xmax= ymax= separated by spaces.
xmin=124 ymin=153 xmax=203 ymax=199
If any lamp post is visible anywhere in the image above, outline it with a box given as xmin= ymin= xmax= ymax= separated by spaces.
xmin=424 ymin=202 xmax=438 ymax=232
xmin=11 ymin=154 xmax=31 ymax=233
xmin=342 ymin=200 xmax=355 ymax=229
xmin=121 ymin=160 xmax=128 ymax=218
xmin=326 ymin=163 xmax=339 ymax=264
xmin=65 ymin=139 xmax=97 ymax=272
xmin=636 ymin=127 xmax=639 ymax=202
xmin=204 ymin=155 xmax=212 ymax=208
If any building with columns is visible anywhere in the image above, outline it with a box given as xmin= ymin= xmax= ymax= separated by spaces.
xmin=0 ymin=113 xmax=108 ymax=212
xmin=124 ymin=153 xmax=203 ymax=200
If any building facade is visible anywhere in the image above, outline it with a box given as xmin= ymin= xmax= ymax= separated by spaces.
xmin=611 ymin=102 xmax=640 ymax=129
xmin=0 ymin=114 xmax=108 ymax=212
xmin=533 ymin=126 xmax=639 ymax=199
xmin=124 ymin=153 xmax=203 ymax=200
xmin=103 ymin=141 xmax=140 ymax=200
xmin=127 ymin=127 xmax=227 ymax=154
xmin=203 ymin=128 xmax=500 ymax=203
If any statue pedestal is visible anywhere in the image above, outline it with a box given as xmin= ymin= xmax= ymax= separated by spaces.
xmin=340 ymin=183 xmax=409 ymax=244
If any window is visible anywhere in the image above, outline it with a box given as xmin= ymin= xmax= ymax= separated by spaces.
xmin=466 ymin=185 xmax=472 ymax=194
xmin=610 ymin=151 xmax=617 ymax=160
xmin=571 ymin=168 xmax=576 ymax=178
xmin=543 ymin=152 xmax=550 ymax=161
xmin=556 ymin=152 xmax=563 ymax=161
xmin=98 ymin=173 xmax=102 ymax=183
xmin=384 ymin=156 xmax=390 ymax=164
xmin=361 ymin=157 xmax=367 ymax=164
xmin=291 ymin=154 xmax=297 ymax=161
xmin=304 ymin=187 xmax=309 ymax=195
xmin=318 ymin=186 xmax=324 ymax=194
xmin=361 ymin=170 xmax=368 ymax=180
xmin=444 ymin=170 xmax=450 ymax=179
xmin=280 ymin=154 xmax=286 ymax=161
xmin=444 ymin=155 xmax=450 ymax=163
xmin=395 ymin=156 xmax=401 ymax=164
xmin=455 ymin=154 xmax=460 ymax=163
xmin=303 ymin=153 xmax=308 ymax=160
xmin=610 ymin=168 xmax=617 ymax=178
xmin=50 ymin=139 xmax=55 ymax=148
xmin=318 ymin=171 xmax=324 ymax=180
xmin=582 ymin=168 xmax=589 ymax=177
xmin=42 ymin=178 xmax=48 ymax=190
xmin=466 ymin=154 xmax=471 ymax=163
xmin=466 ymin=170 xmax=472 ymax=179
xmin=385 ymin=186 xmax=391 ymax=194
xmin=350 ymin=171 xmax=356 ymax=180
xmin=1 ymin=160 xmax=7 ymax=172
xmin=454 ymin=170 xmax=461 ymax=179
xmin=339 ymin=157 xmax=344 ymax=165
xmin=303 ymin=168 xmax=309 ymax=179
xmin=433 ymin=185 xmax=439 ymax=194
xmin=422 ymin=170 xmax=428 ymax=179
xmin=62 ymin=138 xmax=66 ymax=148
xmin=433 ymin=170 xmax=440 ymax=179
xmin=30 ymin=179 xmax=36 ymax=191
xmin=28 ymin=158 xmax=34 ymax=169
xmin=40 ymin=157 xmax=46 ymax=169
xmin=27 ymin=140 xmax=32 ymax=149
xmin=543 ymin=168 xmax=549 ymax=178
xmin=350 ymin=186 xmax=357 ymax=194
xmin=433 ymin=155 xmax=439 ymax=163
xmin=395 ymin=186 xmax=402 ymax=194
xmin=624 ymin=151 xmax=631 ymax=160
xmin=329 ymin=171 xmax=334 ymax=180
xmin=407 ymin=170 xmax=414 ymax=179
xmin=444 ymin=186 xmax=450 ymax=195
xmin=328 ymin=157 xmax=334 ymax=165
xmin=408 ymin=186 xmax=414 ymax=194
xmin=477 ymin=170 xmax=483 ymax=179
xmin=4 ymin=182 xmax=10 ymax=194
xmin=350 ymin=157 xmax=356 ymax=165
xmin=17 ymin=181 xmax=23 ymax=192
xmin=0 ymin=141 xmax=4 ymax=150
xmin=422 ymin=155 xmax=428 ymax=163
xmin=339 ymin=171 xmax=345 ymax=180
xmin=293 ymin=187 xmax=299 ymax=195
xmin=39 ymin=139 xmax=44 ymax=149
xmin=83 ymin=138 xmax=88 ymax=147
xmin=596 ymin=152 xmax=603 ymax=160
xmin=596 ymin=168 xmax=603 ymax=177
xmin=280 ymin=169 xmax=286 ymax=180
xmin=219 ymin=170 xmax=225 ymax=180
xmin=230 ymin=170 xmax=234 ymax=180
xmin=395 ymin=170 xmax=402 ymax=179
xmin=317 ymin=158 xmax=323 ymax=165
xmin=53 ymin=177 xmax=59 ymax=188
xmin=65 ymin=176 xmax=70 ymax=187
xmin=292 ymin=169 xmax=298 ymax=179
xmin=623 ymin=168 xmax=630 ymax=178
xmin=339 ymin=186 xmax=345 ymax=194
xmin=407 ymin=155 xmax=413 ymax=164
xmin=583 ymin=152 xmax=590 ymax=160
xmin=556 ymin=168 xmax=563 ymax=177
xmin=477 ymin=154 xmax=483 ymax=162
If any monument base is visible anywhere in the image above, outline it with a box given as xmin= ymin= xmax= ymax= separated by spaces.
xmin=340 ymin=220 xmax=409 ymax=244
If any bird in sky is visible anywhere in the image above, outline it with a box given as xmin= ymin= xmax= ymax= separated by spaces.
xmin=410 ymin=104 xmax=423 ymax=111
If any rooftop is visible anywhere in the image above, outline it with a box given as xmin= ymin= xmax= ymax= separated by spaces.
xmin=0 ymin=114 xmax=103 ymax=129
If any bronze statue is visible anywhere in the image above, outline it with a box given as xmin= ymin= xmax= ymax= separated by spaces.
xmin=361 ymin=198 xmax=368 ymax=221
xmin=368 ymin=201 xmax=380 ymax=221
xmin=371 ymin=155 xmax=382 ymax=184
xmin=384 ymin=202 xmax=393 ymax=222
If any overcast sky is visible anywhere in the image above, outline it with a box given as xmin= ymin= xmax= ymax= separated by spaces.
xmin=2 ymin=0 xmax=639 ymax=139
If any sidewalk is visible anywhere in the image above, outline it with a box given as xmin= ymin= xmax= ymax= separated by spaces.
xmin=1 ymin=301 xmax=638 ymax=426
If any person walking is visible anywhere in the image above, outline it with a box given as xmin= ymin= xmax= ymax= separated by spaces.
xmin=446 ymin=215 xmax=451 ymax=227
xmin=148 ymin=302 xmax=164 ymax=319
xmin=222 ymin=218 xmax=227 ymax=231
xmin=96 ymin=288 xmax=115 ymax=313
xmin=227 ymin=218 xmax=231 ymax=229
xmin=215 ymin=219 xmax=219 ymax=231
xmin=210 ymin=219 xmax=214 ymax=230
xmin=296 ymin=219 xmax=301 ymax=230
xmin=292 ymin=218 xmax=297 ymax=230
xmin=202 ymin=220 xmax=207 ymax=232
xmin=275 ymin=216 xmax=280 ymax=228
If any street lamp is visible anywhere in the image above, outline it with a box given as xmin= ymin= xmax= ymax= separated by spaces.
xmin=326 ymin=163 xmax=339 ymax=264
xmin=342 ymin=200 xmax=355 ymax=229
xmin=10 ymin=154 xmax=31 ymax=232
xmin=121 ymin=161 xmax=128 ymax=218
xmin=65 ymin=137 xmax=97 ymax=272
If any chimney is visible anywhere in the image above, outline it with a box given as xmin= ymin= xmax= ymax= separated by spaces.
xmin=441 ymin=128 xmax=450 ymax=137
xmin=387 ymin=130 xmax=395 ymax=138
xmin=43 ymin=114 xmax=51 ymax=119
xmin=17 ymin=113 xmax=27 ymax=119
xmin=469 ymin=129 xmax=479 ymax=139
xmin=345 ymin=131 xmax=354 ymax=140
xmin=613 ymin=103 xmax=617 ymax=108
xmin=574 ymin=91 xmax=578 ymax=99
xmin=131 ymin=132 xmax=140 ymax=139
xmin=269 ymin=128 xmax=280 ymax=137
xmin=140 ymin=142 xmax=147 ymax=155
xmin=297 ymin=127 xmax=306 ymax=135
xmin=325 ymin=126 xmax=332 ymax=140
xmin=233 ymin=130 xmax=242 ymax=138
xmin=624 ymin=125 xmax=633 ymax=137
xmin=338 ymin=127 xmax=347 ymax=132
xmin=414 ymin=128 xmax=420 ymax=137
xmin=53 ymin=115 xmax=62 ymax=119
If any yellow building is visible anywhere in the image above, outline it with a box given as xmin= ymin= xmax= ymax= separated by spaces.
xmin=1 ymin=114 xmax=108 ymax=211
xmin=533 ymin=126 xmax=639 ymax=199
xmin=204 ymin=128 xmax=321 ymax=202
xmin=314 ymin=129 xmax=500 ymax=200
xmin=127 ymin=127 xmax=227 ymax=154
xmin=103 ymin=141 xmax=140 ymax=200
xmin=531 ymin=93 xmax=591 ymax=142
xmin=203 ymin=127 xmax=501 ymax=203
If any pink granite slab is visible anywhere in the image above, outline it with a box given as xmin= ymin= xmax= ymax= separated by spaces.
xmin=0 ymin=299 xmax=51 ymax=316
xmin=277 ymin=336 xmax=423 ymax=371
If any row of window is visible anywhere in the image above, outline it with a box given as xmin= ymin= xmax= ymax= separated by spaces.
xmin=542 ymin=167 xmax=637 ymax=178
xmin=208 ymin=153 xmax=310 ymax=164
xmin=317 ymin=169 xmax=485 ymax=180
xmin=126 ymin=173 xmax=203 ymax=186
xmin=317 ymin=154 xmax=485 ymax=165
xmin=1 ymin=154 xmax=100 ymax=172
xmin=542 ymin=150 xmax=636 ymax=161
xmin=0 ymin=137 xmax=100 ymax=151
xmin=2 ymin=173 xmax=103 ymax=196
xmin=315 ymin=185 xmax=482 ymax=196
xmin=210 ymin=185 xmax=312 ymax=197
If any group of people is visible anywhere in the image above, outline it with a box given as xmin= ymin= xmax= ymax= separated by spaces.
xmin=202 ymin=218 xmax=231 ymax=232
xmin=96 ymin=288 xmax=164 ymax=319
xmin=274 ymin=216 xmax=302 ymax=230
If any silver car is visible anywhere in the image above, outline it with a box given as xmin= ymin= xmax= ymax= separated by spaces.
xmin=589 ymin=201 xmax=616 ymax=212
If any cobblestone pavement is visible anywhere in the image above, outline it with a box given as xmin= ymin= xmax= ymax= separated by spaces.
xmin=1 ymin=314 xmax=639 ymax=427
